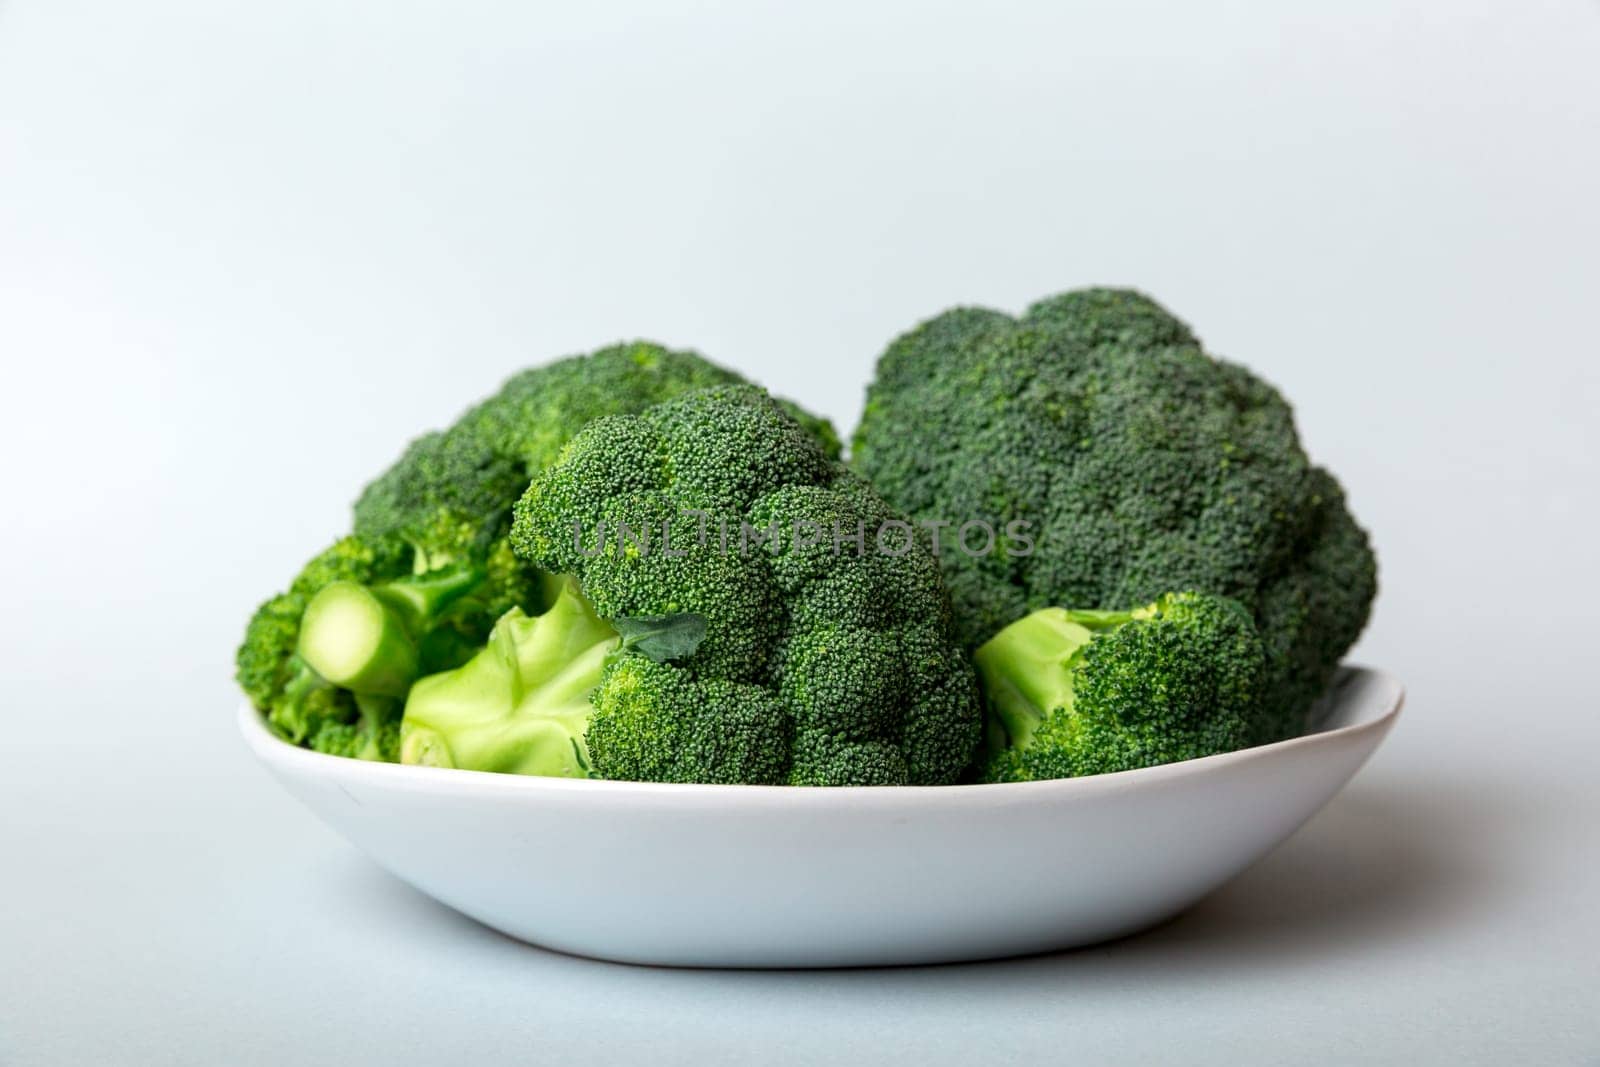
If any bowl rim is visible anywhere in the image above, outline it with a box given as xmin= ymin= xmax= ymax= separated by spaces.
xmin=238 ymin=664 xmax=1402 ymax=806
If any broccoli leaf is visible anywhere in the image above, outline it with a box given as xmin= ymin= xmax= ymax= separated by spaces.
xmin=609 ymin=613 xmax=709 ymax=663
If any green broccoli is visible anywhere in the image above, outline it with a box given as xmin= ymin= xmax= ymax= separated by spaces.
xmin=236 ymin=530 xmax=549 ymax=762
xmin=239 ymin=342 xmax=839 ymax=763
xmin=296 ymin=562 xmax=494 ymax=696
xmin=352 ymin=429 xmax=530 ymax=556
xmin=303 ymin=695 xmax=405 ymax=763
xmin=353 ymin=340 xmax=839 ymax=548
xmin=851 ymin=288 xmax=1377 ymax=743
xmin=236 ymin=536 xmax=413 ymax=759
xmin=400 ymin=578 xmax=620 ymax=776
xmin=449 ymin=340 xmax=841 ymax=475
xmin=510 ymin=385 xmax=982 ymax=786
xmin=976 ymin=592 xmax=1264 ymax=781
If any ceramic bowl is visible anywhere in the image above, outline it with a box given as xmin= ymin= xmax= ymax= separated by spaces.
xmin=240 ymin=666 xmax=1402 ymax=967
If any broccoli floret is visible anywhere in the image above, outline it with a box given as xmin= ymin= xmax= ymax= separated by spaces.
xmin=343 ymin=339 xmax=837 ymax=668
xmin=236 ymin=536 xmax=412 ymax=754
xmin=243 ymin=342 xmax=841 ymax=764
xmin=236 ymin=533 xmax=549 ymax=762
xmin=352 ymin=429 xmax=530 ymax=551
xmin=353 ymin=342 xmax=839 ymax=550
xmin=349 ymin=339 xmax=840 ymax=643
xmin=851 ymin=288 xmax=1377 ymax=743
xmin=511 ymin=385 xmax=982 ymax=786
xmin=306 ymin=693 xmax=404 ymax=763
xmin=349 ymin=414 xmax=547 ymax=644
xmin=237 ymin=594 xmax=307 ymax=713
xmin=400 ymin=578 xmax=620 ymax=776
xmin=258 ymin=658 xmax=367 ymax=755
xmin=454 ymin=340 xmax=841 ymax=473
xmin=587 ymin=656 xmax=791 ymax=785
xmin=976 ymin=592 xmax=1264 ymax=781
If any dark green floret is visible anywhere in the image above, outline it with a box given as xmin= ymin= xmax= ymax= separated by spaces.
xmin=352 ymin=430 xmax=529 ymax=557
xmin=852 ymin=287 xmax=1377 ymax=743
xmin=587 ymin=656 xmax=792 ymax=786
xmin=976 ymin=591 xmax=1264 ymax=782
xmin=511 ymin=385 xmax=982 ymax=786
xmin=353 ymin=340 xmax=839 ymax=551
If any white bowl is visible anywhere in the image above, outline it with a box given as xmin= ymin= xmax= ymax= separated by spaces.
xmin=240 ymin=666 xmax=1402 ymax=967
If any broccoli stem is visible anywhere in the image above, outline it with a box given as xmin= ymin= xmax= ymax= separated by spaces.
xmin=352 ymin=692 xmax=400 ymax=760
xmin=372 ymin=563 xmax=485 ymax=630
xmin=399 ymin=577 xmax=619 ymax=776
xmin=297 ymin=565 xmax=486 ymax=699
xmin=972 ymin=608 xmax=1095 ymax=750
xmin=298 ymin=581 xmax=421 ymax=697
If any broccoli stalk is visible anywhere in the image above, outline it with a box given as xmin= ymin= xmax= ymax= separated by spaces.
xmin=398 ymin=578 xmax=620 ymax=777
xmin=235 ymin=535 xmax=418 ymax=760
xmin=297 ymin=564 xmax=486 ymax=699
xmin=976 ymin=609 xmax=1094 ymax=753
xmin=976 ymin=592 xmax=1266 ymax=781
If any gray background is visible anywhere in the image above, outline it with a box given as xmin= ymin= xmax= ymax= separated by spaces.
xmin=2 ymin=0 xmax=1597 ymax=1063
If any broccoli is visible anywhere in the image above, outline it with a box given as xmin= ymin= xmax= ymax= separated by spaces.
xmin=297 ymin=562 xmax=494 ymax=697
xmin=399 ymin=578 xmax=620 ymax=776
xmin=851 ymin=288 xmax=1377 ymax=744
xmin=353 ymin=340 xmax=839 ymax=548
xmin=236 ymin=530 xmax=549 ymax=762
xmin=236 ymin=536 xmax=413 ymax=759
xmin=510 ymin=385 xmax=982 ymax=786
xmin=352 ymin=429 xmax=530 ymax=557
xmin=303 ymin=694 xmax=405 ymax=763
xmin=976 ymin=592 xmax=1264 ymax=782
xmin=239 ymin=341 xmax=839 ymax=762
xmin=450 ymin=340 xmax=841 ymax=474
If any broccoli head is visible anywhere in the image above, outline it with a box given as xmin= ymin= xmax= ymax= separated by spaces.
xmin=452 ymin=340 xmax=841 ymax=475
xmin=352 ymin=429 xmax=530 ymax=556
xmin=244 ymin=341 xmax=840 ymax=763
xmin=236 ymin=533 xmax=550 ymax=761
xmin=347 ymin=340 xmax=839 ymax=665
xmin=510 ymin=385 xmax=982 ymax=786
xmin=851 ymin=288 xmax=1377 ymax=743
xmin=976 ymin=591 xmax=1264 ymax=782
xmin=354 ymin=341 xmax=840 ymax=549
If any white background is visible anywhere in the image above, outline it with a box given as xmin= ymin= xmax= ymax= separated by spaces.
xmin=2 ymin=1 xmax=1597 ymax=1063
